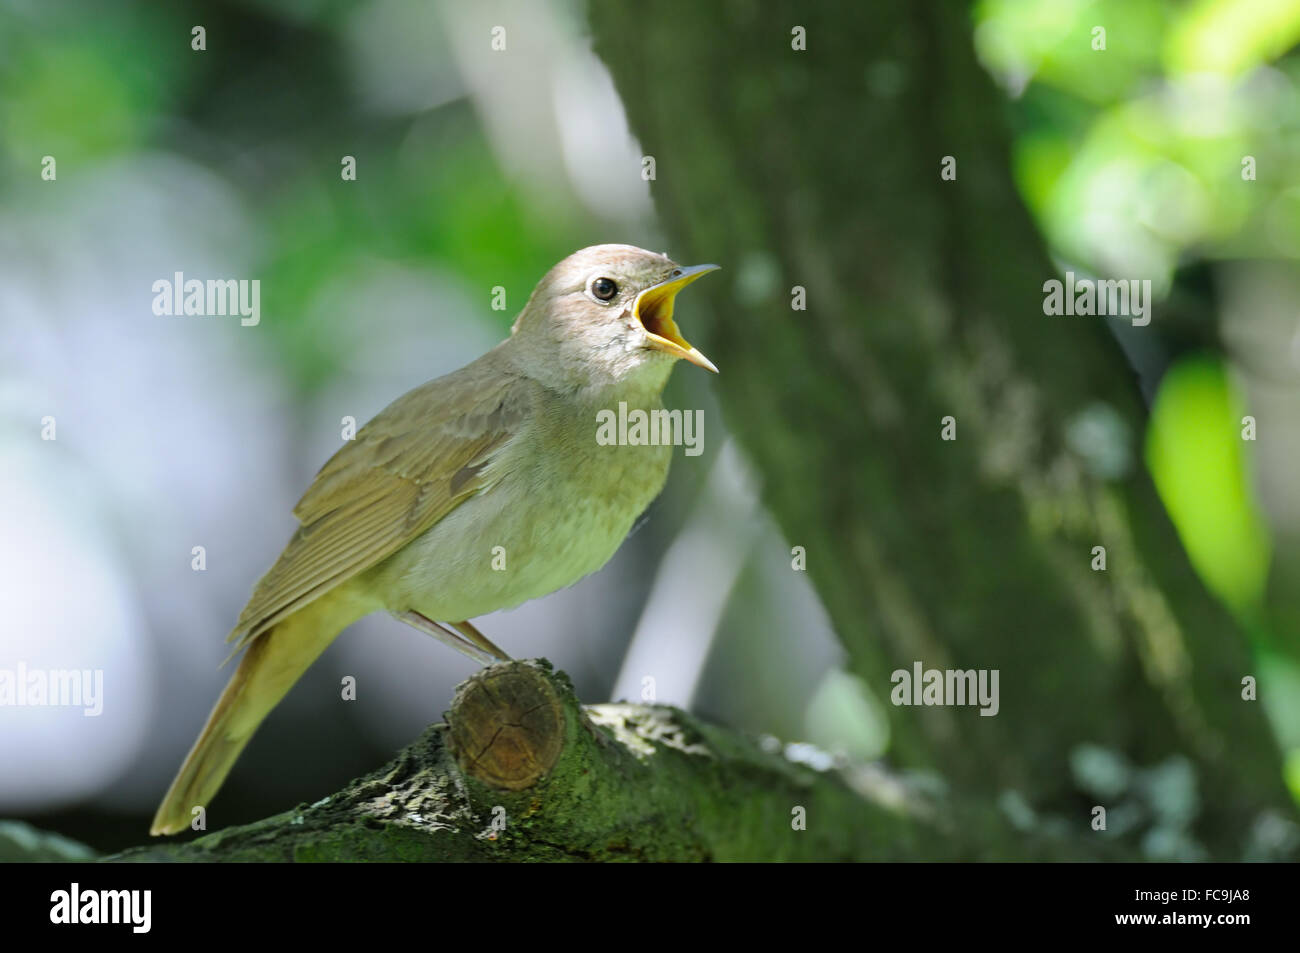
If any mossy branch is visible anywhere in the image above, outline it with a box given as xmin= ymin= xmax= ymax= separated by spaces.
xmin=102 ymin=660 xmax=1115 ymax=862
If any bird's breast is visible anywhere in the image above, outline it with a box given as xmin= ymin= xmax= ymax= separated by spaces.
xmin=375 ymin=399 xmax=673 ymax=622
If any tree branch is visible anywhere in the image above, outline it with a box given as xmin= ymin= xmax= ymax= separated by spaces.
xmin=104 ymin=661 xmax=1118 ymax=862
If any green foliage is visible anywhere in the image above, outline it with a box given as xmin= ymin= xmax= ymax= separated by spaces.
xmin=1146 ymin=356 xmax=1270 ymax=616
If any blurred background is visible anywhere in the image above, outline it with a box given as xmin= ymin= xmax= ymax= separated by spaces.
xmin=2 ymin=0 xmax=1299 ymax=860
xmin=0 ymin=0 xmax=845 ymax=854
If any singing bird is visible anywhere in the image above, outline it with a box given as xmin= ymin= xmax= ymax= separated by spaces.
xmin=150 ymin=244 xmax=718 ymax=835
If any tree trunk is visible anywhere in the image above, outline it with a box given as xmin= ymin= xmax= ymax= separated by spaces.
xmin=587 ymin=0 xmax=1294 ymax=859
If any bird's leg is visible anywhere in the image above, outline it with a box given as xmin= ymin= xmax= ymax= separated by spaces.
xmin=448 ymin=619 xmax=513 ymax=661
xmin=397 ymin=611 xmax=501 ymax=665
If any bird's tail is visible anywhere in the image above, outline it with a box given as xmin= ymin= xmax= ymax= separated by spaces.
xmin=150 ymin=588 xmax=362 ymax=836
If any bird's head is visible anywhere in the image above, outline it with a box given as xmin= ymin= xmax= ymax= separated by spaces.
xmin=510 ymin=244 xmax=718 ymax=391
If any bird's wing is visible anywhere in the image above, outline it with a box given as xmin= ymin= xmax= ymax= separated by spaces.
xmin=227 ymin=357 xmax=528 ymax=652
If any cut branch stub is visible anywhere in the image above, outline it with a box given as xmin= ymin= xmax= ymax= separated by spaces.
xmin=445 ymin=660 xmax=566 ymax=790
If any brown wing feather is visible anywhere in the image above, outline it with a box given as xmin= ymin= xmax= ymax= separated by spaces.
xmin=227 ymin=354 xmax=527 ymax=651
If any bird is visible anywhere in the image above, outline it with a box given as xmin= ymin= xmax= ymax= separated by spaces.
xmin=150 ymin=244 xmax=719 ymax=835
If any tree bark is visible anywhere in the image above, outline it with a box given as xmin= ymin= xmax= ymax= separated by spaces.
xmin=103 ymin=661 xmax=1130 ymax=862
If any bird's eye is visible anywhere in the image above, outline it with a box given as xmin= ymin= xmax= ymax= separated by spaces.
xmin=590 ymin=277 xmax=618 ymax=302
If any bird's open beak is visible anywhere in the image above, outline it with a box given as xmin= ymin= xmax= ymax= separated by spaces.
xmin=633 ymin=263 xmax=720 ymax=373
